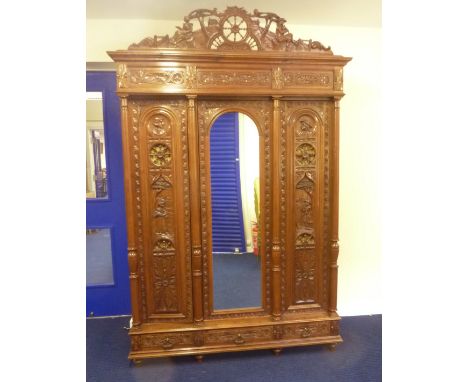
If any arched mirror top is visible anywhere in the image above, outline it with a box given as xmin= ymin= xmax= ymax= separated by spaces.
xmin=128 ymin=6 xmax=332 ymax=53
xmin=207 ymin=108 xmax=264 ymax=137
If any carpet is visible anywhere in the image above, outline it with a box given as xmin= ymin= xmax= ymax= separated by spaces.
xmin=86 ymin=314 xmax=381 ymax=382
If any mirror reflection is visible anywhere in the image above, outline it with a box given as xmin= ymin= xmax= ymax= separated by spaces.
xmin=210 ymin=112 xmax=261 ymax=310
xmin=86 ymin=92 xmax=108 ymax=199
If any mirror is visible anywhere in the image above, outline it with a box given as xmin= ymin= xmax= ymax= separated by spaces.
xmin=86 ymin=92 xmax=108 ymax=199
xmin=210 ymin=112 xmax=261 ymax=311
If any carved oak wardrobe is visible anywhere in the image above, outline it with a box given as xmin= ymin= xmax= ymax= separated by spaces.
xmin=108 ymin=7 xmax=351 ymax=362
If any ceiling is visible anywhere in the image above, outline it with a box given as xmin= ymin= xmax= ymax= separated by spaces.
xmin=87 ymin=0 xmax=381 ymax=28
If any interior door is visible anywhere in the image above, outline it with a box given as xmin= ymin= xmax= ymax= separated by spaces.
xmin=86 ymin=71 xmax=130 ymax=316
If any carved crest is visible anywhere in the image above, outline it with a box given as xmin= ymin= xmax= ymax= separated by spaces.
xmin=130 ymin=7 xmax=332 ymax=53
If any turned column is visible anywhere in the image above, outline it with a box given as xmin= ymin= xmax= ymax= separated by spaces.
xmin=187 ymin=95 xmax=204 ymax=324
xmin=121 ymin=96 xmax=142 ymax=326
xmin=328 ymin=97 xmax=341 ymax=314
xmin=271 ymin=96 xmax=282 ymax=320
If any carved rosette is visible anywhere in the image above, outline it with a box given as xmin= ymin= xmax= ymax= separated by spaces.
xmin=129 ymin=7 xmax=332 ymax=53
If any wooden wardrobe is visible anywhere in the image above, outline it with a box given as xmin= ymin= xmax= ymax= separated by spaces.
xmin=108 ymin=6 xmax=351 ymax=363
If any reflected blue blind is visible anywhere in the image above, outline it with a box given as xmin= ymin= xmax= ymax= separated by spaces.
xmin=210 ymin=113 xmax=246 ymax=253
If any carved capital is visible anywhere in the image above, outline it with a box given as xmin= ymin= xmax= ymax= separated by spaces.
xmin=334 ymin=67 xmax=343 ymax=91
xmin=128 ymin=249 xmax=139 ymax=275
xmin=117 ymin=63 xmax=128 ymax=89
xmin=120 ymin=96 xmax=128 ymax=108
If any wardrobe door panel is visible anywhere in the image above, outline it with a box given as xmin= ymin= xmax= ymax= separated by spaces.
xmin=133 ymin=99 xmax=193 ymax=322
xmin=283 ymin=100 xmax=332 ymax=312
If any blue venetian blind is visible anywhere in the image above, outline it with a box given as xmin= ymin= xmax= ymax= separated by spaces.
xmin=210 ymin=113 xmax=246 ymax=253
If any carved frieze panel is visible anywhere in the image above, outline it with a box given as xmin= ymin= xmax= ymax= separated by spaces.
xmin=129 ymin=69 xmax=186 ymax=86
xmin=283 ymin=71 xmax=333 ymax=88
xmin=122 ymin=66 xmax=198 ymax=90
xmin=119 ymin=66 xmax=339 ymax=94
xmin=282 ymin=321 xmax=330 ymax=339
xmin=197 ymin=70 xmax=271 ymax=87
xmin=204 ymin=327 xmax=273 ymax=346
xmin=138 ymin=332 xmax=194 ymax=351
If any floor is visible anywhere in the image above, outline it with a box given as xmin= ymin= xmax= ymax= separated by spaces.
xmin=86 ymin=314 xmax=381 ymax=382
xmin=212 ymin=252 xmax=261 ymax=310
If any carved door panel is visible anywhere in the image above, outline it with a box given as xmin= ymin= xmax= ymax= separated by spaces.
xmin=282 ymin=100 xmax=332 ymax=312
xmin=129 ymin=98 xmax=193 ymax=322
xmin=197 ymin=100 xmax=272 ymax=318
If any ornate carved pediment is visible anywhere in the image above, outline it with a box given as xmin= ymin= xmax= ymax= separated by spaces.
xmin=129 ymin=7 xmax=332 ymax=53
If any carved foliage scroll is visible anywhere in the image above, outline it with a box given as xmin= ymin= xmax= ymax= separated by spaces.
xmin=129 ymin=7 xmax=332 ymax=53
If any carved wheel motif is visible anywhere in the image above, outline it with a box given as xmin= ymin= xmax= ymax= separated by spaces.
xmin=222 ymin=15 xmax=248 ymax=42
xmin=150 ymin=144 xmax=171 ymax=167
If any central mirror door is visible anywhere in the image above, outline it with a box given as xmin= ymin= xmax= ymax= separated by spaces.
xmin=208 ymin=112 xmax=262 ymax=311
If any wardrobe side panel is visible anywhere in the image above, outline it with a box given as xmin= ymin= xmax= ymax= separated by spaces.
xmin=282 ymin=100 xmax=333 ymax=313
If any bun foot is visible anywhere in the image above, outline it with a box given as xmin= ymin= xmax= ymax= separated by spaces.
xmin=272 ymin=348 xmax=282 ymax=356
xmin=195 ymin=355 xmax=204 ymax=363
xmin=327 ymin=343 xmax=337 ymax=352
xmin=132 ymin=359 xmax=143 ymax=366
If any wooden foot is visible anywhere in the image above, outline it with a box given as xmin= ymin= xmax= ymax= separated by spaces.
xmin=327 ymin=343 xmax=337 ymax=352
xmin=195 ymin=355 xmax=204 ymax=363
xmin=272 ymin=348 xmax=282 ymax=356
xmin=132 ymin=359 xmax=143 ymax=367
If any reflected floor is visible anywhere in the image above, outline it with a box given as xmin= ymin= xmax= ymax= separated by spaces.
xmin=213 ymin=252 xmax=261 ymax=310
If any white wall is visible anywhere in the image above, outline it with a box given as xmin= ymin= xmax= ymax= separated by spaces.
xmin=87 ymin=19 xmax=382 ymax=316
